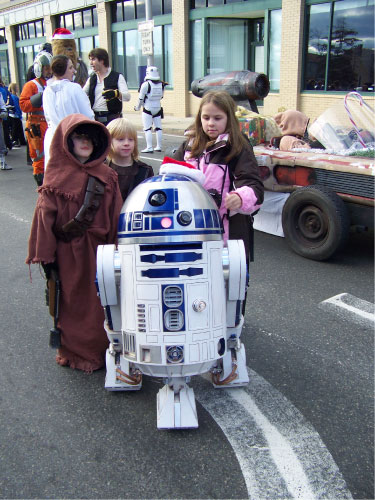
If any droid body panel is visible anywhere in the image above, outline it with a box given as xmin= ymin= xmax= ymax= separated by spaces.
xmin=96 ymin=173 xmax=248 ymax=429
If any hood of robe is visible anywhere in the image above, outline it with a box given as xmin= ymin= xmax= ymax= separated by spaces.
xmin=42 ymin=113 xmax=112 ymax=199
xmin=274 ymin=110 xmax=309 ymax=137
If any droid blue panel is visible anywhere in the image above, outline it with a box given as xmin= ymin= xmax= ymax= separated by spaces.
xmin=143 ymin=188 xmax=177 ymax=214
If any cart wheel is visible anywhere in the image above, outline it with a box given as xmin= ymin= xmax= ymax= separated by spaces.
xmin=282 ymin=185 xmax=350 ymax=261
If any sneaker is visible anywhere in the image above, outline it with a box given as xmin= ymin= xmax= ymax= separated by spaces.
xmin=141 ymin=147 xmax=154 ymax=153
xmin=1 ymin=163 xmax=12 ymax=170
xmin=154 ymin=147 xmax=162 ymax=152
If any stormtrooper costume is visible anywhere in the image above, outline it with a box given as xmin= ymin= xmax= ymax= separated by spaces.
xmin=134 ymin=66 xmax=164 ymax=153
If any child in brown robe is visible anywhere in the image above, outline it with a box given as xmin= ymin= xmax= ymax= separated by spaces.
xmin=26 ymin=113 xmax=123 ymax=372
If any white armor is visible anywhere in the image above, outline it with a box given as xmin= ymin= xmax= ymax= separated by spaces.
xmin=96 ymin=166 xmax=249 ymax=429
xmin=134 ymin=67 xmax=164 ymax=153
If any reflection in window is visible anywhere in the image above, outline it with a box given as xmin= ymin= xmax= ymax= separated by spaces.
xmin=17 ymin=44 xmax=39 ymax=89
xmin=191 ymin=20 xmax=203 ymax=83
xmin=0 ymin=29 xmax=6 ymax=44
xmin=152 ymin=0 xmax=162 ymax=16
xmin=137 ymin=0 xmax=146 ymax=19
xmin=35 ymin=21 xmax=43 ymax=37
xmin=64 ymin=14 xmax=74 ymax=31
xmin=126 ymin=30 xmax=146 ymax=88
xmin=74 ymin=12 xmax=83 ymax=30
xmin=207 ymin=18 xmax=248 ymax=75
xmin=0 ymin=50 xmax=9 ymax=85
xmin=163 ymin=24 xmax=173 ymax=85
xmin=268 ymin=9 xmax=281 ymax=91
xmin=79 ymin=37 xmax=96 ymax=67
xmin=304 ymin=0 xmax=375 ymax=91
xmin=83 ymin=10 xmax=93 ymax=28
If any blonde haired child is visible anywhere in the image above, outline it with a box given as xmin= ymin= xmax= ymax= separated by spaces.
xmin=107 ymin=117 xmax=153 ymax=201
xmin=173 ymin=90 xmax=264 ymax=264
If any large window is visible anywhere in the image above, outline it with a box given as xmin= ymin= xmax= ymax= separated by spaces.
xmin=15 ymin=20 xmax=45 ymax=89
xmin=191 ymin=18 xmax=249 ymax=82
xmin=113 ymin=24 xmax=172 ymax=88
xmin=207 ymin=19 xmax=248 ymax=74
xmin=58 ymin=7 xmax=98 ymax=30
xmin=15 ymin=20 xmax=44 ymax=41
xmin=191 ymin=0 xmax=251 ymax=6
xmin=112 ymin=0 xmax=171 ymax=21
xmin=304 ymin=0 xmax=374 ymax=92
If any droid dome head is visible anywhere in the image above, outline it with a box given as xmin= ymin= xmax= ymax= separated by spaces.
xmin=117 ymin=158 xmax=223 ymax=245
xmin=145 ymin=66 xmax=160 ymax=81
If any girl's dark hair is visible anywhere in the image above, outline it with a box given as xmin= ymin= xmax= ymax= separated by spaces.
xmin=51 ymin=55 xmax=69 ymax=77
xmin=189 ymin=90 xmax=249 ymax=162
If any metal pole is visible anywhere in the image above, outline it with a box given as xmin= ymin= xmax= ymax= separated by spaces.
xmin=145 ymin=0 xmax=154 ymax=66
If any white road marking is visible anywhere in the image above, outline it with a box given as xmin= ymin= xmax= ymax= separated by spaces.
xmin=196 ymin=368 xmax=352 ymax=499
xmin=139 ymin=155 xmax=162 ymax=163
xmin=0 ymin=209 xmax=30 ymax=224
xmin=319 ymin=293 xmax=375 ymax=329
xmin=137 ymin=133 xmax=185 ymax=139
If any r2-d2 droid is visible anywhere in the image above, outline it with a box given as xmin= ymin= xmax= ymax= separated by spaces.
xmin=96 ymin=160 xmax=249 ymax=429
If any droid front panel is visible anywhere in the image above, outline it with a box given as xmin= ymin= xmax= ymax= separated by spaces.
xmin=119 ymin=240 xmax=226 ymax=378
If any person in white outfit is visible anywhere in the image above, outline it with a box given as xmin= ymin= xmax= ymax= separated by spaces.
xmin=43 ymin=54 xmax=94 ymax=167
xmin=134 ymin=66 xmax=165 ymax=153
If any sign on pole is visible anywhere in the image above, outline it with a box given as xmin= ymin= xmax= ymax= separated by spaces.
xmin=141 ymin=31 xmax=153 ymax=55
xmin=138 ymin=20 xmax=154 ymax=56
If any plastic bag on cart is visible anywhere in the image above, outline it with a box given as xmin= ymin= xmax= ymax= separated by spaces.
xmin=309 ymin=92 xmax=375 ymax=151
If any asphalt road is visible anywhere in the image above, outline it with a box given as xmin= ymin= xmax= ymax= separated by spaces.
xmin=0 ymin=138 xmax=373 ymax=499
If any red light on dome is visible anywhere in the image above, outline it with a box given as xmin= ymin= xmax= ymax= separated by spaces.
xmin=161 ymin=217 xmax=172 ymax=228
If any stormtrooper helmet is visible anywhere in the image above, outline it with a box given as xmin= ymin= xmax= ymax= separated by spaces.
xmin=145 ymin=66 xmax=160 ymax=81
xmin=33 ymin=50 xmax=53 ymax=79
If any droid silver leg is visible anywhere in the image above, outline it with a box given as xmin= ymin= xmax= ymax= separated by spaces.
xmin=105 ymin=346 xmax=142 ymax=391
xmin=157 ymin=377 xmax=198 ymax=429
xmin=212 ymin=316 xmax=249 ymax=388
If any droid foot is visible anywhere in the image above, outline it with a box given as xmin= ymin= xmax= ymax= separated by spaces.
xmin=105 ymin=349 xmax=142 ymax=391
xmin=212 ymin=344 xmax=249 ymax=388
xmin=157 ymin=382 xmax=198 ymax=429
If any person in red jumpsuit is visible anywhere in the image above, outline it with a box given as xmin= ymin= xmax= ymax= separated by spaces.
xmin=20 ymin=50 xmax=52 ymax=186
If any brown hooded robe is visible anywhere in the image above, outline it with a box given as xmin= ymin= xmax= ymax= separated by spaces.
xmin=26 ymin=113 xmax=123 ymax=372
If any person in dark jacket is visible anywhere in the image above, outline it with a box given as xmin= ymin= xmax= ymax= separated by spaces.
xmin=7 ymin=83 xmax=27 ymax=147
xmin=106 ymin=117 xmax=153 ymax=201
xmin=83 ymin=48 xmax=130 ymax=126
xmin=173 ymin=90 xmax=264 ymax=264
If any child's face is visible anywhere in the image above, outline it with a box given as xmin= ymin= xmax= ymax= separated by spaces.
xmin=112 ymin=134 xmax=135 ymax=161
xmin=71 ymin=133 xmax=94 ymax=163
xmin=201 ymin=102 xmax=228 ymax=140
